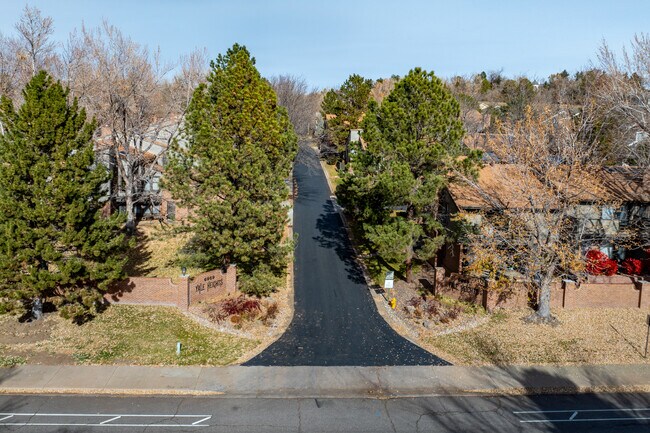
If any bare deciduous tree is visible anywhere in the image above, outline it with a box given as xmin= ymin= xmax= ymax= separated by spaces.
xmin=77 ymin=22 xmax=202 ymax=230
xmin=597 ymin=34 xmax=650 ymax=167
xmin=14 ymin=5 xmax=56 ymax=79
xmin=269 ymin=74 xmax=320 ymax=136
xmin=458 ymin=106 xmax=616 ymax=323
xmin=0 ymin=33 xmax=20 ymax=103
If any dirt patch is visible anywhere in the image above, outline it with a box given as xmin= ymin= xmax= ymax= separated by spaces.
xmin=0 ymin=316 xmax=53 ymax=344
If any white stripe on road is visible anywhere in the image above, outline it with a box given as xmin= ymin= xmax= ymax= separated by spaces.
xmin=0 ymin=423 xmax=209 ymax=427
xmin=0 ymin=413 xmax=212 ymax=417
xmin=513 ymin=407 xmax=650 ymax=414
xmin=0 ymin=412 xmax=212 ymax=427
xmin=514 ymin=407 xmax=650 ymax=424
xmin=192 ymin=416 xmax=212 ymax=425
xmin=521 ymin=416 xmax=650 ymax=423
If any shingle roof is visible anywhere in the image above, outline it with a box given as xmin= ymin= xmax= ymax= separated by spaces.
xmin=598 ymin=166 xmax=650 ymax=202
xmin=448 ymin=164 xmax=552 ymax=210
xmin=448 ymin=164 xmax=650 ymax=211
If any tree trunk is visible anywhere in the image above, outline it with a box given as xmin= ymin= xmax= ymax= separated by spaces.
xmin=405 ymin=259 xmax=412 ymax=283
xmin=31 ymin=297 xmax=43 ymax=320
xmin=535 ymin=266 xmax=557 ymax=323
xmin=125 ymin=176 xmax=135 ymax=233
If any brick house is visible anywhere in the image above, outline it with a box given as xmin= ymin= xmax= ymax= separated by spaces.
xmin=438 ymin=164 xmax=650 ymax=274
xmin=95 ymin=118 xmax=189 ymax=222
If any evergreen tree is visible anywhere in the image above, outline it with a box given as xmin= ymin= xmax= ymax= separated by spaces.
xmin=320 ymin=74 xmax=373 ymax=156
xmin=338 ymin=68 xmax=480 ymax=282
xmin=0 ymin=71 xmax=128 ymax=321
xmin=166 ymin=44 xmax=297 ymax=297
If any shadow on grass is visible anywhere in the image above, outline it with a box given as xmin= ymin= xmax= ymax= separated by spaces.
xmin=123 ymin=226 xmax=155 ymax=277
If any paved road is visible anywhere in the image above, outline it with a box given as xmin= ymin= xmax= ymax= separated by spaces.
xmin=246 ymin=145 xmax=447 ymax=366
xmin=3 ymin=392 xmax=650 ymax=432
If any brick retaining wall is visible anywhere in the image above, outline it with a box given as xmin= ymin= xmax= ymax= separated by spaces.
xmin=433 ymin=267 xmax=650 ymax=311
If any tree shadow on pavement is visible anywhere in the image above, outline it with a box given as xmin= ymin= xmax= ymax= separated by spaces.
xmin=396 ymin=369 xmax=650 ymax=432
xmin=388 ymin=333 xmax=650 ymax=432
xmin=313 ymin=200 xmax=367 ymax=285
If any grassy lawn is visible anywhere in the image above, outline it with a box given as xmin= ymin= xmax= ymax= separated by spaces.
xmin=426 ymin=308 xmax=650 ymax=366
xmin=0 ymin=305 xmax=258 ymax=366
xmin=125 ymin=221 xmax=205 ymax=278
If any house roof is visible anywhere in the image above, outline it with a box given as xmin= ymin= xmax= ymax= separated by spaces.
xmin=547 ymin=166 xmax=614 ymax=203
xmin=448 ymin=163 xmax=650 ymax=212
xmin=598 ymin=166 xmax=650 ymax=203
xmin=447 ymin=164 xmax=552 ymax=210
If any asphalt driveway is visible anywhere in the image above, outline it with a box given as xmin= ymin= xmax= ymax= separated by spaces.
xmin=245 ymin=145 xmax=449 ymax=366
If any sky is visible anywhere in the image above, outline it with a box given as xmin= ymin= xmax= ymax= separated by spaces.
xmin=0 ymin=0 xmax=647 ymax=89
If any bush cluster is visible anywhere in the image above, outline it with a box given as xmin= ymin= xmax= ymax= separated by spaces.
xmin=585 ymin=250 xmax=618 ymax=276
xmin=620 ymin=258 xmax=643 ymax=276
xmin=203 ymin=296 xmax=279 ymax=327
xmin=405 ymin=296 xmax=462 ymax=324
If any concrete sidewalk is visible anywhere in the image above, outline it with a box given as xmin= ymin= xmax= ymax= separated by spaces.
xmin=1 ymin=364 xmax=650 ymax=397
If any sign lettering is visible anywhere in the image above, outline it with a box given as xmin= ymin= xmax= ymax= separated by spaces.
xmin=193 ymin=273 xmax=225 ymax=293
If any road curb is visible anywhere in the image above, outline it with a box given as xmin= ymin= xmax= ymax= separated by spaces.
xmin=3 ymin=364 xmax=650 ymax=398
xmin=0 ymin=387 xmax=224 ymax=396
xmin=2 ymin=384 xmax=650 ymax=399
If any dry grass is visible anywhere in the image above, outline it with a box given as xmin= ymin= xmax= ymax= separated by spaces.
xmin=125 ymin=221 xmax=205 ymax=278
xmin=0 ymin=305 xmax=257 ymax=366
xmin=426 ymin=308 xmax=650 ymax=366
xmin=322 ymin=162 xmax=341 ymax=189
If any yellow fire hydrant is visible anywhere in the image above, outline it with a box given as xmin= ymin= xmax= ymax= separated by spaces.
xmin=390 ymin=297 xmax=397 ymax=309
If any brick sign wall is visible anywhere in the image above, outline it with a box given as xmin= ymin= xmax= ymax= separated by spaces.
xmin=105 ymin=265 xmax=238 ymax=310
xmin=105 ymin=277 xmax=184 ymax=307
xmin=190 ymin=266 xmax=237 ymax=304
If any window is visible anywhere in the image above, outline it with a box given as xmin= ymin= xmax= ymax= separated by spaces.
xmin=599 ymin=244 xmax=613 ymax=258
xmin=616 ymin=206 xmax=629 ymax=226
xmin=601 ymin=206 xmax=614 ymax=220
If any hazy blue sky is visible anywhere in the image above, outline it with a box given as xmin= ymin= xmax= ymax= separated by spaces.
xmin=0 ymin=0 xmax=647 ymax=89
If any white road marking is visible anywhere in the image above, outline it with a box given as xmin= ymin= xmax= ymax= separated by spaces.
xmin=521 ymin=416 xmax=650 ymax=424
xmin=0 ymin=413 xmax=212 ymax=417
xmin=514 ymin=407 xmax=650 ymax=424
xmin=0 ymin=423 xmax=209 ymax=427
xmin=192 ymin=416 xmax=212 ymax=425
xmin=0 ymin=412 xmax=212 ymax=427
xmin=100 ymin=416 xmax=121 ymax=424
xmin=513 ymin=407 xmax=650 ymax=414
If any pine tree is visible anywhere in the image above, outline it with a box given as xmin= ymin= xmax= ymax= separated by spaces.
xmin=0 ymin=71 xmax=128 ymax=322
xmin=338 ymin=68 xmax=481 ymax=282
xmin=166 ymin=44 xmax=297 ymax=297
xmin=320 ymin=74 xmax=373 ymax=156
